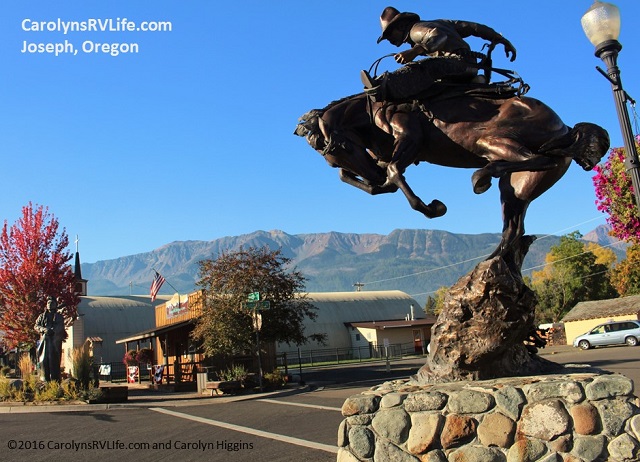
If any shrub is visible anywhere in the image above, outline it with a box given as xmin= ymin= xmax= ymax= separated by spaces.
xmin=218 ymin=364 xmax=248 ymax=383
xmin=35 ymin=381 xmax=63 ymax=402
xmin=17 ymin=354 xmax=33 ymax=380
xmin=0 ymin=377 xmax=15 ymax=400
xmin=71 ymin=347 xmax=91 ymax=389
xmin=593 ymin=137 xmax=640 ymax=242
xmin=0 ymin=374 xmax=103 ymax=403
xmin=263 ymin=369 xmax=286 ymax=389
xmin=61 ymin=379 xmax=80 ymax=400
xmin=0 ymin=366 xmax=10 ymax=377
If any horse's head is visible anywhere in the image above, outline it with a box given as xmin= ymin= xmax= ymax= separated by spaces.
xmin=295 ymin=109 xmax=327 ymax=152
xmin=295 ymin=97 xmax=388 ymax=186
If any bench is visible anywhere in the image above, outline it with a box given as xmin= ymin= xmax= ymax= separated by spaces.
xmin=205 ymin=380 xmax=241 ymax=396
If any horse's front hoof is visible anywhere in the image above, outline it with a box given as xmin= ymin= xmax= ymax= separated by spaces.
xmin=472 ymin=169 xmax=492 ymax=194
xmin=426 ymin=199 xmax=447 ymax=218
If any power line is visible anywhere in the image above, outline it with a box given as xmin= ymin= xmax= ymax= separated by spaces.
xmin=362 ymin=253 xmax=490 ymax=286
xmin=359 ymin=216 xmax=611 ymax=288
xmin=522 ymin=240 xmax=626 ymax=272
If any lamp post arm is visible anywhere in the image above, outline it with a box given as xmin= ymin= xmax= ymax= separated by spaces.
xmin=596 ymin=40 xmax=640 ymax=214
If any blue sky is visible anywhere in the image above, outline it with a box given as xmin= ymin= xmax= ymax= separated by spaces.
xmin=1 ymin=1 xmax=639 ymax=264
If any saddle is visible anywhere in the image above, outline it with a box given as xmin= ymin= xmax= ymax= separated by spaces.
xmin=432 ymin=76 xmax=529 ymax=101
xmin=377 ymin=76 xmax=530 ymax=115
xmin=367 ymin=51 xmax=530 ymax=110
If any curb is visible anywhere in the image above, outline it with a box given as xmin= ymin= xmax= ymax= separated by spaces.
xmin=0 ymin=385 xmax=309 ymax=414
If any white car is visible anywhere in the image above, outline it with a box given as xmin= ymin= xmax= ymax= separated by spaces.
xmin=573 ymin=320 xmax=640 ymax=350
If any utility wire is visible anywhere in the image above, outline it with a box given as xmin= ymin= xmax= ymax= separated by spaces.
xmin=360 ymin=216 xmax=611 ymax=287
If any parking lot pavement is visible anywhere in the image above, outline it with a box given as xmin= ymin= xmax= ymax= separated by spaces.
xmin=3 ymin=344 xmax=638 ymax=414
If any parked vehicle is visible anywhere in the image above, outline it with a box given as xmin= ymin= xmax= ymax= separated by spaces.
xmin=572 ymin=320 xmax=640 ymax=350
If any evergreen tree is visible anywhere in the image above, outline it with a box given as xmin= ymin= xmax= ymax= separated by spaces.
xmin=424 ymin=296 xmax=437 ymax=315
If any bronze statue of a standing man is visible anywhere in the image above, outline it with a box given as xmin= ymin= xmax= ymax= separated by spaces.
xmin=34 ymin=295 xmax=66 ymax=382
xmin=361 ymin=6 xmax=517 ymax=102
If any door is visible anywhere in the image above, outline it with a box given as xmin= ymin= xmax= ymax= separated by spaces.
xmin=587 ymin=325 xmax=609 ymax=346
xmin=413 ymin=329 xmax=424 ymax=354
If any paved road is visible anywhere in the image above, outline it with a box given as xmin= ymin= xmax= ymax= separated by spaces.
xmin=1 ymin=345 xmax=638 ymax=462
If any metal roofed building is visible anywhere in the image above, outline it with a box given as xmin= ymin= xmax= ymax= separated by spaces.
xmin=279 ymin=290 xmax=429 ymax=355
xmin=62 ymin=294 xmax=172 ymax=368
xmin=562 ymin=294 xmax=640 ymax=345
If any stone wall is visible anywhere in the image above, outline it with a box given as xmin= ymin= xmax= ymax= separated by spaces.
xmin=337 ymin=373 xmax=640 ymax=462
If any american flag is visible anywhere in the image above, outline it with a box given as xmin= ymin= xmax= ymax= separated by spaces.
xmin=150 ymin=271 xmax=166 ymax=301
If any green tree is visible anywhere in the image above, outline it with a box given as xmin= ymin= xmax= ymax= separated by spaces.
xmin=593 ymin=137 xmax=640 ymax=243
xmin=432 ymin=286 xmax=449 ymax=315
xmin=0 ymin=203 xmax=79 ymax=349
xmin=191 ymin=246 xmax=325 ymax=358
xmin=610 ymin=244 xmax=640 ymax=296
xmin=424 ymin=296 xmax=436 ymax=315
xmin=532 ymin=231 xmax=617 ymax=323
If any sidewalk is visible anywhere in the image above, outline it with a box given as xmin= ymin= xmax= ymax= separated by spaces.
xmin=0 ymin=382 xmax=303 ymax=414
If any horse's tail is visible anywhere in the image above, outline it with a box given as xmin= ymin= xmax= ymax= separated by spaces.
xmin=539 ymin=122 xmax=610 ymax=171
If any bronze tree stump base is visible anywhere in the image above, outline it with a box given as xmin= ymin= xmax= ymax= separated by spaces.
xmin=416 ymin=254 xmax=562 ymax=384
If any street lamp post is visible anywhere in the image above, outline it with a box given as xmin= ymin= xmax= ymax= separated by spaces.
xmin=581 ymin=1 xmax=640 ymax=214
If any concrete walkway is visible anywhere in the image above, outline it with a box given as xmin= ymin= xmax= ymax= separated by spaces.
xmin=0 ymin=382 xmax=301 ymax=414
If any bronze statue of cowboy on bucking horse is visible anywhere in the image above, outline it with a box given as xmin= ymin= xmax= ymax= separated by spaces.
xmin=360 ymin=6 xmax=518 ymax=102
xmin=295 ymin=6 xmax=609 ymax=271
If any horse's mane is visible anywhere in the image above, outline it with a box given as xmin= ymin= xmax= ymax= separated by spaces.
xmin=321 ymin=93 xmax=364 ymax=113
xmin=295 ymin=93 xmax=365 ymax=138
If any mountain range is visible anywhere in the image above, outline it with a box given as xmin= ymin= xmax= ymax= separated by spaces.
xmin=81 ymin=225 xmax=622 ymax=307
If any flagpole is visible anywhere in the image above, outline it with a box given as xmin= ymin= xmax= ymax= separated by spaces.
xmin=151 ymin=268 xmax=179 ymax=294
xmin=150 ymin=269 xmax=183 ymax=323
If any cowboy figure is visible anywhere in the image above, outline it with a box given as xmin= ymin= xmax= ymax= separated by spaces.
xmin=34 ymin=295 xmax=66 ymax=382
xmin=361 ymin=6 xmax=517 ymax=102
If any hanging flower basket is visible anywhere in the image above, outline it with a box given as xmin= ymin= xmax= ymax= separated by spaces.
xmin=123 ymin=350 xmax=138 ymax=366
xmin=135 ymin=348 xmax=154 ymax=367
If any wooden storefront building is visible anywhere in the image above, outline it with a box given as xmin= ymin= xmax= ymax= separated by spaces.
xmin=116 ymin=290 xmax=275 ymax=387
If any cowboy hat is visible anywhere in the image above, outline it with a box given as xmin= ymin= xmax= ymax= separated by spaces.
xmin=377 ymin=6 xmax=420 ymax=43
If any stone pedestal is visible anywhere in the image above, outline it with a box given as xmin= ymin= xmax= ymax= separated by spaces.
xmin=338 ymin=373 xmax=640 ymax=462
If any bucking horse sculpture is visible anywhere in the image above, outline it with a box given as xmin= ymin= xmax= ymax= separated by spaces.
xmin=295 ymin=77 xmax=609 ymax=271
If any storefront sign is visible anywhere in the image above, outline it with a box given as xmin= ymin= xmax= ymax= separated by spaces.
xmin=166 ymin=293 xmax=189 ymax=319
